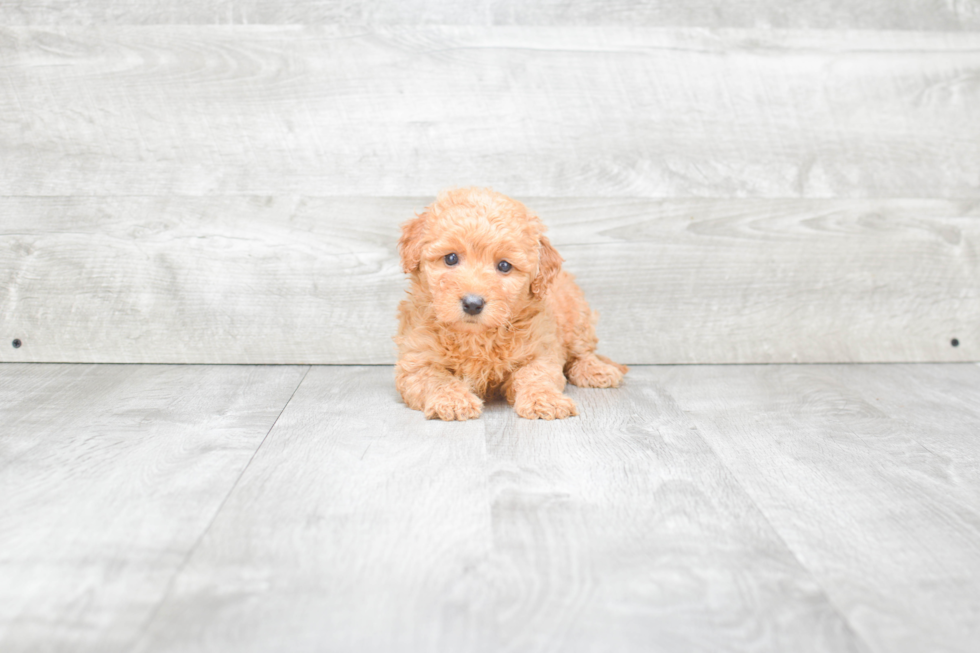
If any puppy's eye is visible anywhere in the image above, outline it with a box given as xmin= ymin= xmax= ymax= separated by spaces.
xmin=444 ymin=253 xmax=459 ymax=266
xmin=497 ymin=260 xmax=512 ymax=273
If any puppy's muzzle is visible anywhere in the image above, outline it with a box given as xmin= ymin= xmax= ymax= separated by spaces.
xmin=461 ymin=294 xmax=485 ymax=316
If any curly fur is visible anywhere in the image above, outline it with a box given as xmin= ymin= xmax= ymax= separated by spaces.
xmin=395 ymin=187 xmax=627 ymax=420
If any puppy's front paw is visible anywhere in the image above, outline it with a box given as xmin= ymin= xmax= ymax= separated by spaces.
xmin=424 ymin=386 xmax=483 ymax=421
xmin=514 ymin=391 xmax=578 ymax=420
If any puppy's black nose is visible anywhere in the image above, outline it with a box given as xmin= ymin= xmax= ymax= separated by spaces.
xmin=461 ymin=294 xmax=485 ymax=315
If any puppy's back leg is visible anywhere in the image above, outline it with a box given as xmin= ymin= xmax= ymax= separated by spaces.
xmin=549 ymin=272 xmax=628 ymax=388
xmin=565 ymin=353 xmax=628 ymax=388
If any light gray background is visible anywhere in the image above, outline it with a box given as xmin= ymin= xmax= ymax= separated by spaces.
xmin=2 ymin=2 xmax=978 ymax=364
xmin=3 ymin=4 xmax=980 ymax=653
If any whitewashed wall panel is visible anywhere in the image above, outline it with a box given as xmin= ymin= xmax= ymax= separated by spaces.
xmin=2 ymin=1 xmax=979 ymax=30
xmin=2 ymin=196 xmax=976 ymax=364
xmin=2 ymin=27 xmax=979 ymax=198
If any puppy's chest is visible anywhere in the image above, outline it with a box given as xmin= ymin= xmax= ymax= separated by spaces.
xmin=442 ymin=334 xmax=528 ymax=394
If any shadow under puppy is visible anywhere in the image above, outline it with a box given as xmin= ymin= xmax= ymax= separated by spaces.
xmin=395 ymin=188 xmax=627 ymax=420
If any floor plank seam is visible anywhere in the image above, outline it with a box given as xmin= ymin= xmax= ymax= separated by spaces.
xmin=120 ymin=364 xmax=312 ymax=653
xmin=662 ymin=390 xmax=874 ymax=651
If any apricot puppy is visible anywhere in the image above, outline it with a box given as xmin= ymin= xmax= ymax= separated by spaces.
xmin=395 ymin=188 xmax=627 ymax=420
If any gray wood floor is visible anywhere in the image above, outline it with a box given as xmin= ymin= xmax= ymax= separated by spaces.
xmin=2 ymin=362 xmax=979 ymax=653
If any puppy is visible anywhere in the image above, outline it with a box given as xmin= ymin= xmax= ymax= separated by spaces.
xmin=395 ymin=188 xmax=627 ymax=420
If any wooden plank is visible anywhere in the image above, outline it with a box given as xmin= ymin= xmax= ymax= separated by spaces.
xmin=2 ymin=1 xmax=980 ymax=30
xmin=131 ymin=365 xmax=867 ymax=653
xmin=553 ymin=197 xmax=980 ymax=365
xmin=471 ymin=375 xmax=866 ymax=652
xmin=2 ymin=196 xmax=977 ymax=364
xmin=0 ymin=196 xmax=404 ymax=365
xmin=2 ymin=27 xmax=979 ymax=198
xmin=819 ymin=363 xmax=980 ymax=505
xmin=0 ymin=363 xmax=309 ymax=653
xmin=647 ymin=364 xmax=980 ymax=653
xmin=129 ymin=366 xmax=498 ymax=653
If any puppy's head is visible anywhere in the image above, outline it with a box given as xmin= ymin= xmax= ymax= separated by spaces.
xmin=399 ymin=187 xmax=562 ymax=330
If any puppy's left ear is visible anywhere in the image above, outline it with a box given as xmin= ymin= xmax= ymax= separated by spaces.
xmin=530 ymin=234 xmax=563 ymax=298
xmin=398 ymin=212 xmax=427 ymax=274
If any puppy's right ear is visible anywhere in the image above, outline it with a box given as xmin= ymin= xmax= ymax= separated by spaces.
xmin=398 ymin=212 xmax=427 ymax=274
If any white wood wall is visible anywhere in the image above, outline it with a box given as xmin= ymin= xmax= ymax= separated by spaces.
xmin=1 ymin=3 xmax=978 ymax=364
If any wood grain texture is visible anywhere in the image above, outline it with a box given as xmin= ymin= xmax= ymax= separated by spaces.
xmin=0 ymin=196 xmax=404 ymax=365
xmin=820 ymin=363 xmax=980 ymax=515
xmin=130 ymin=365 xmax=497 ymax=653
xmin=552 ymin=197 xmax=980 ymax=365
xmin=2 ymin=196 xmax=977 ymax=364
xmin=645 ymin=364 xmax=980 ymax=653
xmin=471 ymin=374 xmax=865 ymax=652
xmin=0 ymin=363 xmax=308 ymax=653
xmin=131 ymin=365 xmax=867 ymax=653
xmin=2 ymin=1 xmax=980 ymax=30
xmin=2 ymin=27 xmax=979 ymax=198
